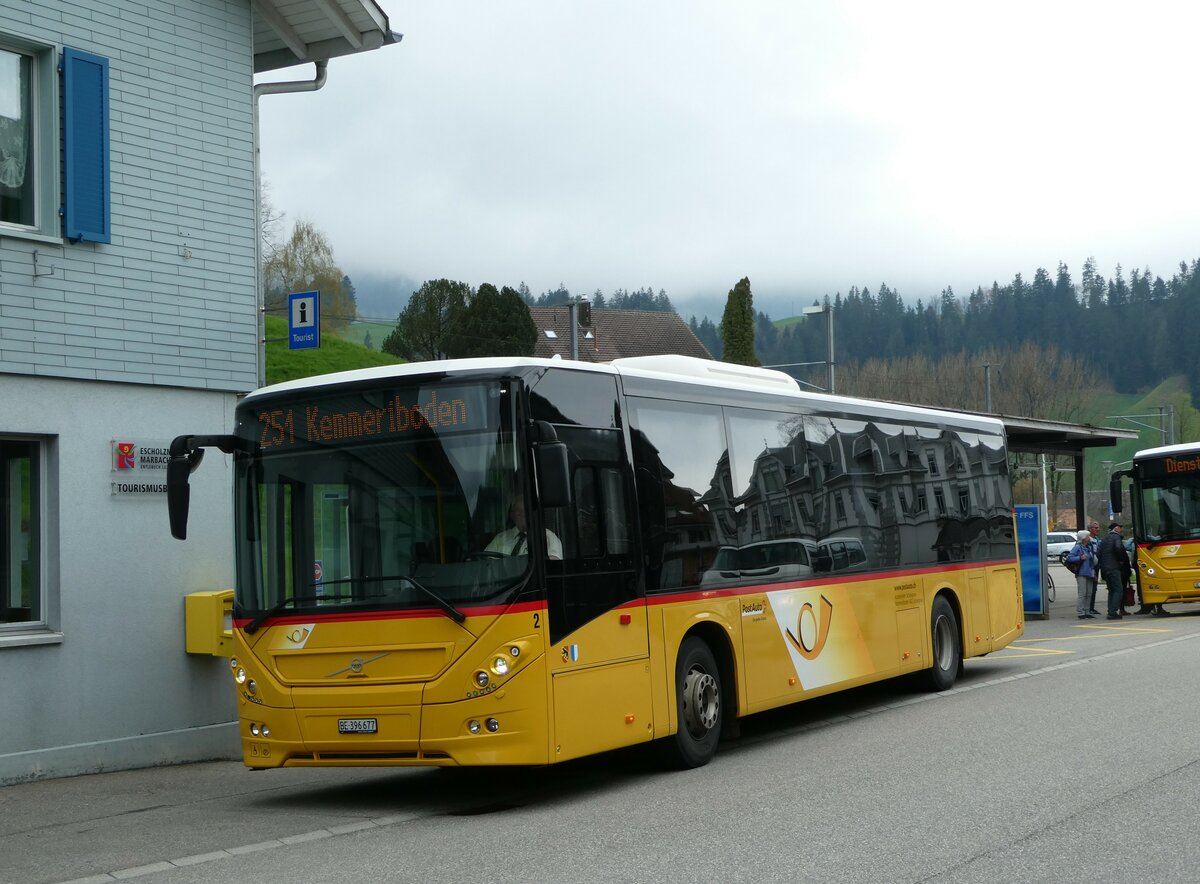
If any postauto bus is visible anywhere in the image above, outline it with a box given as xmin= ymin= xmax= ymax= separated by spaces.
xmin=168 ymin=355 xmax=1023 ymax=770
xmin=1111 ymin=441 xmax=1200 ymax=609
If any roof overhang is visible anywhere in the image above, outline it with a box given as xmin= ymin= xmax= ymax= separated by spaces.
xmin=251 ymin=0 xmax=401 ymax=73
xmin=996 ymin=413 xmax=1139 ymax=457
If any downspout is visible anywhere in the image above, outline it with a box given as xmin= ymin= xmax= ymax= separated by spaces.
xmin=252 ymin=60 xmax=328 ymax=389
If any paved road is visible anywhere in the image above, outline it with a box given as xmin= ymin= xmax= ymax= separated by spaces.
xmin=4 ymin=568 xmax=1199 ymax=884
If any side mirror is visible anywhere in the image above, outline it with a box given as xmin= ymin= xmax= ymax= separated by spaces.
xmin=168 ymin=434 xmax=242 ymax=540
xmin=167 ymin=442 xmax=204 ymax=540
xmin=1109 ymin=470 xmax=1128 ymax=515
xmin=534 ymin=441 xmax=571 ymax=507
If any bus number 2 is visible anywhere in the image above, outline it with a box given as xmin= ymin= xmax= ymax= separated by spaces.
xmin=533 ymin=613 xmax=541 ymax=629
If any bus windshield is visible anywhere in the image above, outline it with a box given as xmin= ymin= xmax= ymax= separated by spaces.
xmin=1140 ymin=472 xmax=1200 ymax=543
xmin=233 ymin=379 xmax=527 ymax=620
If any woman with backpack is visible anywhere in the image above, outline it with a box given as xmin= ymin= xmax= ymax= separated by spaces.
xmin=1066 ymin=529 xmax=1098 ymax=619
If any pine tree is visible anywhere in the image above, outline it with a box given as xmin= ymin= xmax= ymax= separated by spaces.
xmin=721 ymin=277 xmax=759 ymax=366
xmin=446 ymin=284 xmax=537 ymax=358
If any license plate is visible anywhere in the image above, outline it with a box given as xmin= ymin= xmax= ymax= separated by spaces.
xmin=338 ymin=718 xmax=378 ymax=734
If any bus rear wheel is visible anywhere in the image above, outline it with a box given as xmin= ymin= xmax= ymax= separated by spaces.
xmin=925 ymin=595 xmax=961 ymax=692
xmin=663 ymin=636 xmax=722 ymax=769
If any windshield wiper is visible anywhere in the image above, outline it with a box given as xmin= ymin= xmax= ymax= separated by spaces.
xmin=242 ymin=593 xmax=349 ymax=635
xmin=318 ymin=575 xmax=467 ymax=624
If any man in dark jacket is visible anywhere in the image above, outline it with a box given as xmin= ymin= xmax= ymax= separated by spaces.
xmin=1098 ymin=521 xmax=1130 ymax=620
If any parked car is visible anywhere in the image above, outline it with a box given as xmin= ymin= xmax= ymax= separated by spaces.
xmin=1046 ymin=531 xmax=1078 ymax=562
xmin=699 ymin=540 xmax=815 ymax=588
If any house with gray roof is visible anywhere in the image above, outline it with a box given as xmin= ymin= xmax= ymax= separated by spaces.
xmin=528 ymin=306 xmax=711 ymax=362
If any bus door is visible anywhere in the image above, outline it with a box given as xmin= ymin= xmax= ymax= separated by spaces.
xmin=544 ymin=460 xmax=651 ymax=761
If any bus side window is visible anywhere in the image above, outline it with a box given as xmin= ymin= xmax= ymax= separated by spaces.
xmin=574 ymin=467 xmax=602 ymax=558
xmin=571 ymin=465 xmax=631 ymax=559
xmin=601 ymin=467 xmax=630 ymax=554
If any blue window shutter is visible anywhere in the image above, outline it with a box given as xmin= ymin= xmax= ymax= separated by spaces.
xmin=62 ymin=48 xmax=110 ymax=244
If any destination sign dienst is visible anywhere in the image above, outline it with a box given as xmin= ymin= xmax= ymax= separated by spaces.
xmin=1140 ymin=453 xmax=1200 ymax=481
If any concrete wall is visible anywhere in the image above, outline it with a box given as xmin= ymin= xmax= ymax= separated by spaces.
xmin=0 ymin=376 xmax=240 ymax=783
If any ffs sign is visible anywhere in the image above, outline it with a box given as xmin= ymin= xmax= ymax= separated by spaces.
xmin=288 ymin=291 xmax=320 ymax=350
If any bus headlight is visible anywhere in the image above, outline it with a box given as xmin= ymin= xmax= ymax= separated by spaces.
xmin=474 ymin=670 xmax=490 ymax=688
xmin=234 ymin=668 xmax=247 ymax=685
xmin=492 ymin=656 xmax=510 ymax=677
xmin=247 ymin=680 xmax=257 ymax=695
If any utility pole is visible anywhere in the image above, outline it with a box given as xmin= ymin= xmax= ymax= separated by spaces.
xmin=568 ymin=296 xmax=591 ymax=360
xmin=802 ymin=304 xmax=834 ymax=393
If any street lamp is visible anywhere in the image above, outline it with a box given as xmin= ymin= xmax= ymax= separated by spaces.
xmin=802 ymin=304 xmax=834 ymax=394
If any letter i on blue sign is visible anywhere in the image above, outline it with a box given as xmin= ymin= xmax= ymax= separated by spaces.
xmin=288 ymin=291 xmax=320 ymax=350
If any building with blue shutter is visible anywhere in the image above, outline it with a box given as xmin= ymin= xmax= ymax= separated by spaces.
xmin=0 ymin=1 xmax=398 ymax=783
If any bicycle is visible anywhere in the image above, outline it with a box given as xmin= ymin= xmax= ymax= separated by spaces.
xmin=1044 ymin=565 xmax=1055 ymax=603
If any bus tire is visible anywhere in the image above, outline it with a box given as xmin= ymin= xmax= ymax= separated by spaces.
xmin=925 ymin=595 xmax=961 ymax=692
xmin=663 ymin=636 xmax=723 ymax=769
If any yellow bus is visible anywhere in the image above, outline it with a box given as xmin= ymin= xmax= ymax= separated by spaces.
xmin=168 ymin=355 xmax=1023 ymax=769
xmin=1111 ymin=442 xmax=1200 ymax=609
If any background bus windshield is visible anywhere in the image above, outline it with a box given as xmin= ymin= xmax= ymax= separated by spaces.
xmin=1140 ymin=474 xmax=1200 ymax=542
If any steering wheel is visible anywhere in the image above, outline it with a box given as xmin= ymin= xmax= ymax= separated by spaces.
xmin=464 ymin=550 xmax=506 ymax=561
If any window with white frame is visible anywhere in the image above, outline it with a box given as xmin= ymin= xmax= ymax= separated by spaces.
xmin=0 ymin=37 xmax=110 ymax=242
xmin=0 ymin=38 xmax=58 ymax=239
xmin=0 ymin=46 xmax=34 ymax=226
xmin=1 ymin=439 xmax=41 ymax=627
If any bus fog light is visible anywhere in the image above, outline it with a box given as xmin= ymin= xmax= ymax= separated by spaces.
xmin=247 ymin=680 xmax=257 ymax=695
xmin=474 ymin=671 xmax=489 ymax=688
xmin=509 ymin=646 xmax=520 ymax=658
xmin=250 ymin=723 xmax=260 ymax=736
xmin=235 ymin=668 xmax=247 ymax=684
xmin=260 ymin=725 xmax=270 ymax=737
xmin=468 ymin=720 xmax=481 ymax=734
xmin=486 ymin=718 xmax=500 ymax=733
xmin=1147 ymin=567 xmax=1156 ymax=576
xmin=492 ymin=656 xmax=509 ymax=676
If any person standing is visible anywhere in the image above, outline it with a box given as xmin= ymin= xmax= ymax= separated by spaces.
xmin=1086 ymin=521 xmax=1102 ymax=615
xmin=1066 ymin=529 xmax=1097 ymax=620
xmin=1098 ymin=521 xmax=1128 ymax=620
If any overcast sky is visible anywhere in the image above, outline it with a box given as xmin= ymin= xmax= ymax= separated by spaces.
xmin=257 ymin=2 xmax=1200 ymax=319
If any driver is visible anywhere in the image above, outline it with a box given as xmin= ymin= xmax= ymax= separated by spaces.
xmin=485 ymin=495 xmax=562 ymax=560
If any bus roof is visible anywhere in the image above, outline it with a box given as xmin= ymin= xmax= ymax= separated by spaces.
xmin=244 ymin=354 xmax=1005 ymax=434
xmin=1135 ymin=441 xmax=1200 ymax=460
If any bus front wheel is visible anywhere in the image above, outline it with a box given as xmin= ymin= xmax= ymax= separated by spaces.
xmin=663 ymin=636 xmax=723 ymax=769
xmin=925 ymin=595 xmax=961 ymax=692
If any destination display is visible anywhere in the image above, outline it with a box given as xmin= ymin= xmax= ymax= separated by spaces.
xmin=1140 ymin=453 xmax=1200 ymax=481
xmin=243 ymin=384 xmax=496 ymax=450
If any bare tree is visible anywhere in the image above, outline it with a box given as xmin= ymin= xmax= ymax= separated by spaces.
xmin=262 ymin=219 xmax=355 ymax=333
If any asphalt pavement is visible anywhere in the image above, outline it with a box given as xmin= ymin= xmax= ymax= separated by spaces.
xmin=4 ymin=559 xmax=1196 ymax=884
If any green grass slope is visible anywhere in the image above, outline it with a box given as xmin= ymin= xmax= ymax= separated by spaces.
xmin=265 ymin=315 xmax=402 ymax=386
xmin=337 ymin=320 xmax=396 ymax=350
xmin=1080 ymin=376 xmax=1197 ymax=485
